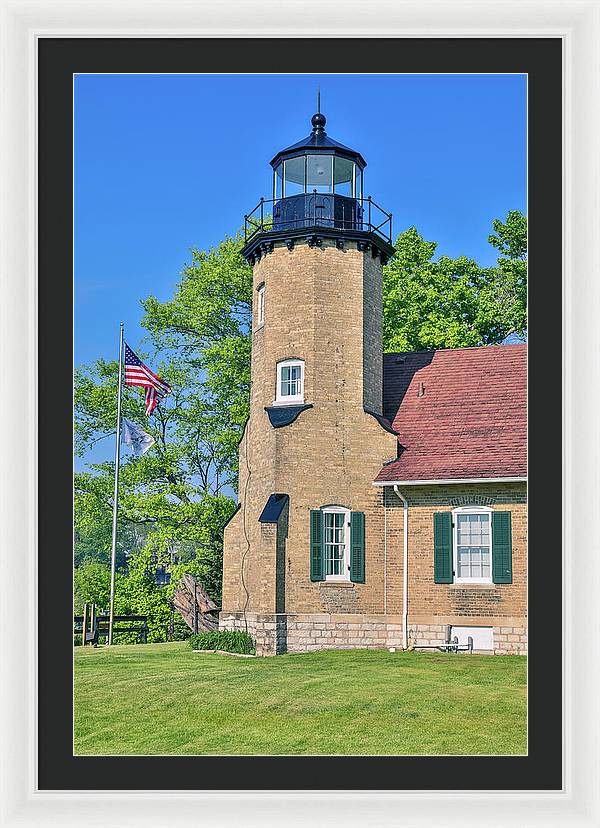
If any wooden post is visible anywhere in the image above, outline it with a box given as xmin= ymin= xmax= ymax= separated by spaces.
xmin=82 ymin=603 xmax=89 ymax=646
xmin=91 ymin=603 xmax=98 ymax=645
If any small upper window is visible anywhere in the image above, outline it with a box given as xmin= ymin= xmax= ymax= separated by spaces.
xmin=275 ymin=359 xmax=304 ymax=405
xmin=256 ymin=284 xmax=265 ymax=328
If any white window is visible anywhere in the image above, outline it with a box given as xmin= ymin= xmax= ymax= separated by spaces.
xmin=453 ymin=506 xmax=492 ymax=584
xmin=275 ymin=359 xmax=304 ymax=405
xmin=256 ymin=284 xmax=265 ymax=328
xmin=323 ymin=506 xmax=350 ymax=580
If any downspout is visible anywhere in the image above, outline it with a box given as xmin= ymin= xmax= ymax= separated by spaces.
xmin=393 ymin=485 xmax=409 ymax=650
xmin=383 ymin=497 xmax=387 ymax=614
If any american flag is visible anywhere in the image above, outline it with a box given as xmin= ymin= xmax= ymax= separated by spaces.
xmin=124 ymin=343 xmax=172 ymax=417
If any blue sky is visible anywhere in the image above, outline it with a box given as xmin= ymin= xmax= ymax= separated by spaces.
xmin=75 ymin=73 xmax=526 ymax=463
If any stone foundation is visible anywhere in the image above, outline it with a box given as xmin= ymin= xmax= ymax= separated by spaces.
xmin=493 ymin=626 xmax=528 ymax=655
xmin=220 ymin=611 xmax=405 ymax=656
xmin=220 ymin=612 xmax=527 ymax=656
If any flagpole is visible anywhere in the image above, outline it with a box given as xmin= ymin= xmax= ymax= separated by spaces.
xmin=108 ymin=322 xmax=124 ymax=646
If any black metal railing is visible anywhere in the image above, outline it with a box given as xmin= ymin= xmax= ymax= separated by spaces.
xmin=244 ymin=193 xmax=392 ymax=245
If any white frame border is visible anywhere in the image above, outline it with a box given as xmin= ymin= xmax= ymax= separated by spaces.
xmin=1 ymin=1 xmax=598 ymax=826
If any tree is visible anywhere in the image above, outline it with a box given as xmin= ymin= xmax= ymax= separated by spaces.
xmin=74 ymin=233 xmax=250 ymax=607
xmin=382 ymin=211 xmax=527 ymax=352
xmin=74 ymin=560 xmax=111 ymax=614
xmin=488 ymin=209 xmax=527 ymax=259
xmin=141 ymin=231 xmax=252 ymax=480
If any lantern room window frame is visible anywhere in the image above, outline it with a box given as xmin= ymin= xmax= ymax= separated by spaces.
xmin=273 ymin=155 xmax=363 ymax=200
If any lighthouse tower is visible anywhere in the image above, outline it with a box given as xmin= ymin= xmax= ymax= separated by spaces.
xmin=221 ymin=111 xmax=399 ymax=655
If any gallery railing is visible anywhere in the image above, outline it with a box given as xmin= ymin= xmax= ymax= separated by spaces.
xmin=244 ymin=193 xmax=392 ymax=246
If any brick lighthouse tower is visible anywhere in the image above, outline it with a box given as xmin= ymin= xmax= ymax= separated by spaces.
xmin=221 ymin=109 xmax=399 ymax=655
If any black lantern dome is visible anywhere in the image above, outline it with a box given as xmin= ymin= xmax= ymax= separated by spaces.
xmin=242 ymin=112 xmax=393 ymax=264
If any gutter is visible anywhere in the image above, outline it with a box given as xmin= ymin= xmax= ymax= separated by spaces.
xmin=374 ymin=476 xmax=526 ymax=487
xmin=392 ymin=485 xmax=409 ymax=651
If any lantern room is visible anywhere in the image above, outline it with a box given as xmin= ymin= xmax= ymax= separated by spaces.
xmin=241 ymin=110 xmax=394 ymax=264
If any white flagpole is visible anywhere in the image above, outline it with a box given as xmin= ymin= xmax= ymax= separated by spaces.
xmin=108 ymin=322 xmax=124 ymax=646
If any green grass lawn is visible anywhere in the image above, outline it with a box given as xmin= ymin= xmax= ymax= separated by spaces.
xmin=74 ymin=642 xmax=526 ymax=755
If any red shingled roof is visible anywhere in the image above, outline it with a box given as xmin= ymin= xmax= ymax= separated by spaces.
xmin=375 ymin=344 xmax=527 ymax=483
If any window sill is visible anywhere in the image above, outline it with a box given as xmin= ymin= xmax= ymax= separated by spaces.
xmin=321 ymin=580 xmax=354 ymax=588
xmin=272 ymin=399 xmax=305 ymax=407
xmin=449 ymin=582 xmax=496 ymax=589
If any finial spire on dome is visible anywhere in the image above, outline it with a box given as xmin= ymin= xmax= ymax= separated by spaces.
xmin=311 ymin=86 xmax=326 ymax=133
xmin=311 ymin=107 xmax=326 ymax=135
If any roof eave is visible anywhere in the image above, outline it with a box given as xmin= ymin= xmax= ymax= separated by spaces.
xmin=373 ymin=476 xmax=527 ymax=486
xmin=270 ymin=145 xmax=367 ymax=169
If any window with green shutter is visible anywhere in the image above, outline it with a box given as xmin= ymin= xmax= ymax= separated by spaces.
xmin=433 ymin=512 xmax=453 ymax=583
xmin=310 ymin=509 xmax=324 ymax=581
xmin=435 ymin=507 xmax=514 ymax=586
xmin=350 ymin=511 xmax=365 ymax=583
xmin=310 ymin=506 xmax=365 ymax=583
xmin=492 ymin=511 xmax=513 ymax=584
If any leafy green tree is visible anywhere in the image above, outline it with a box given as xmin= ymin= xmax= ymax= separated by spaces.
xmin=488 ymin=209 xmax=527 ymax=259
xmin=382 ymin=211 xmax=527 ymax=351
xmin=74 ymin=560 xmax=111 ymax=614
xmin=75 ymin=361 xmax=236 ymax=608
xmin=141 ymin=232 xmax=252 ymax=480
xmin=74 ymin=235 xmax=251 ymax=610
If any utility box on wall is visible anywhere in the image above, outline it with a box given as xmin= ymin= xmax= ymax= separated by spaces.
xmin=451 ymin=625 xmax=494 ymax=651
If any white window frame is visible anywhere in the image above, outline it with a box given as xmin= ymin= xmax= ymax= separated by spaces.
xmin=274 ymin=358 xmax=304 ymax=405
xmin=322 ymin=505 xmax=351 ymax=582
xmin=256 ymin=283 xmax=265 ymax=329
xmin=452 ymin=505 xmax=493 ymax=585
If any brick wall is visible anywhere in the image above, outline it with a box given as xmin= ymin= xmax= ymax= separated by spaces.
xmin=383 ymin=484 xmax=527 ymax=626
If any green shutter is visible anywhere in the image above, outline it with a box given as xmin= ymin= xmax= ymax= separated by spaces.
xmin=350 ymin=511 xmax=365 ymax=583
xmin=492 ymin=511 xmax=512 ymax=584
xmin=433 ymin=512 xmax=453 ymax=583
xmin=310 ymin=510 xmax=324 ymax=581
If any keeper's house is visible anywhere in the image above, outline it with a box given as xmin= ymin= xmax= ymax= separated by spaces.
xmin=221 ymin=111 xmax=527 ymax=656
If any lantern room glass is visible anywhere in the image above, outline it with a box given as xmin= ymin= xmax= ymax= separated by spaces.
xmin=283 ymin=156 xmax=305 ymax=196
xmin=274 ymin=163 xmax=283 ymax=200
xmin=307 ymin=155 xmax=333 ymax=193
xmin=275 ymin=154 xmax=363 ymax=199
xmin=333 ymin=157 xmax=354 ymax=196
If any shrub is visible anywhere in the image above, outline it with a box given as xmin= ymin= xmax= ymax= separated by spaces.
xmin=189 ymin=630 xmax=255 ymax=655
